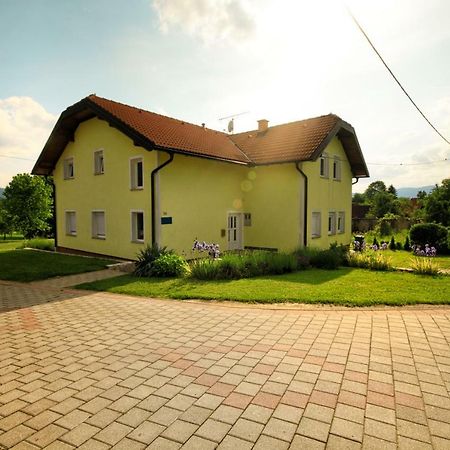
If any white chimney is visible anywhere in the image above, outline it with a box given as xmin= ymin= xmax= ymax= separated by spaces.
xmin=257 ymin=119 xmax=269 ymax=132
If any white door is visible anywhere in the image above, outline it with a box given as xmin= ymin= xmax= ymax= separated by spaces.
xmin=227 ymin=213 xmax=243 ymax=250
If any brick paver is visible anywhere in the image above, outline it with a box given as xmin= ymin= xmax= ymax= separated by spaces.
xmin=1 ymin=274 xmax=450 ymax=448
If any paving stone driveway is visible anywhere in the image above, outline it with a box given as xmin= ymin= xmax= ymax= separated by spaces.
xmin=1 ymin=276 xmax=450 ymax=449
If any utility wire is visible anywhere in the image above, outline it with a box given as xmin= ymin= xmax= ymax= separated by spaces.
xmin=347 ymin=7 xmax=450 ymax=146
xmin=367 ymin=158 xmax=449 ymax=166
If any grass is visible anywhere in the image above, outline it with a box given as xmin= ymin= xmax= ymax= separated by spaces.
xmin=76 ymin=268 xmax=450 ymax=307
xmin=0 ymin=249 xmax=115 ymax=282
xmin=0 ymin=239 xmax=25 ymax=252
xmin=377 ymin=250 xmax=450 ymax=270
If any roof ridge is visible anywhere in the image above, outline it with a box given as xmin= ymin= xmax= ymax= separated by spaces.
xmin=88 ymin=94 xmax=228 ymax=137
xmin=232 ymin=113 xmax=341 ymax=136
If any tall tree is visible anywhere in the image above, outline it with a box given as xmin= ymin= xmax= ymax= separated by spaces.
xmin=3 ymin=174 xmax=53 ymax=238
xmin=424 ymin=178 xmax=450 ymax=226
xmin=364 ymin=180 xmax=387 ymax=201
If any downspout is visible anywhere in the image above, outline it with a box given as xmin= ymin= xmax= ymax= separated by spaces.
xmin=295 ymin=162 xmax=308 ymax=247
xmin=352 ymin=177 xmax=359 ymax=185
xmin=151 ymin=152 xmax=174 ymax=246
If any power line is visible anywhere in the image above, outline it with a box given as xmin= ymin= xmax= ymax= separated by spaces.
xmin=0 ymin=154 xmax=35 ymax=161
xmin=347 ymin=7 xmax=450 ymax=146
xmin=367 ymin=158 xmax=449 ymax=166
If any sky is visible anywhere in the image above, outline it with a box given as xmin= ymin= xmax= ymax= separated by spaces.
xmin=0 ymin=0 xmax=449 ymax=192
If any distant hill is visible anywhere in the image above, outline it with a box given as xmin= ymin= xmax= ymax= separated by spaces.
xmin=397 ymin=185 xmax=434 ymax=198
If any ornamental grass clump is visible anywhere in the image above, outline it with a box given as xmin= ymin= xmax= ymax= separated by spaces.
xmin=189 ymin=258 xmax=220 ymax=280
xmin=347 ymin=251 xmax=392 ymax=271
xmin=20 ymin=238 xmax=55 ymax=251
xmin=134 ymin=244 xmax=188 ymax=277
xmin=410 ymin=257 xmax=440 ymax=276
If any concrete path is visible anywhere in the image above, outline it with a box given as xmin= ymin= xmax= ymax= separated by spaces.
xmin=1 ymin=273 xmax=450 ymax=449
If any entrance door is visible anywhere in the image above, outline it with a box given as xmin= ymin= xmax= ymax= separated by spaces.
xmin=227 ymin=213 xmax=242 ymax=250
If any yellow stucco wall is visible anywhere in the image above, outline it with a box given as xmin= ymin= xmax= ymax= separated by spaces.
xmin=303 ymin=136 xmax=353 ymax=248
xmin=54 ymin=117 xmax=156 ymax=260
xmin=54 ymin=119 xmax=353 ymax=259
xmin=158 ymin=154 xmax=246 ymax=257
xmin=242 ymin=164 xmax=301 ymax=252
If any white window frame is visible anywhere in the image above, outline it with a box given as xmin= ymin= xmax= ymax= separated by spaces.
xmin=328 ymin=211 xmax=336 ymax=235
xmin=337 ymin=211 xmax=345 ymax=234
xmin=319 ymin=153 xmax=329 ymax=178
xmin=65 ymin=211 xmax=76 ymax=236
xmin=311 ymin=211 xmax=321 ymax=238
xmin=333 ymin=156 xmax=341 ymax=181
xmin=131 ymin=210 xmax=145 ymax=243
xmin=92 ymin=210 xmax=106 ymax=239
xmin=94 ymin=149 xmax=104 ymax=175
xmin=130 ymin=156 xmax=144 ymax=190
xmin=64 ymin=157 xmax=74 ymax=179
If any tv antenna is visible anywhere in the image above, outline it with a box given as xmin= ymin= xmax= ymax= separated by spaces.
xmin=218 ymin=111 xmax=250 ymax=133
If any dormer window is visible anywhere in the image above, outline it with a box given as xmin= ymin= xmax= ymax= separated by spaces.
xmin=94 ymin=150 xmax=104 ymax=175
xmin=64 ymin=158 xmax=74 ymax=179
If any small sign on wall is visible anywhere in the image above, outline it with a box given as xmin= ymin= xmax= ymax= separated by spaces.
xmin=161 ymin=217 xmax=173 ymax=225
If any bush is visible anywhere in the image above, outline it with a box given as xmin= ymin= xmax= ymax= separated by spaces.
xmin=389 ymin=236 xmax=396 ymax=250
xmin=347 ymin=252 xmax=393 ymax=271
xmin=190 ymin=250 xmax=298 ymax=280
xmin=134 ymin=244 xmax=171 ymax=277
xmin=20 ymin=238 xmax=55 ymax=251
xmin=396 ymin=242 xmax=403 ymax=250
xmin=151 ymin=253 xmax=189 ymax=277
xmin=409 ymin=223 xmax=448 ymax=252
xmin=411 ymin=257 xmax=440 ymax=276
xmin=404 ymin=235 xmax=411 ymax=251
xmin=189 ymin=259 xmax=220 ymax=280
xmin=294 ymin=243 xmax=347 ymax=270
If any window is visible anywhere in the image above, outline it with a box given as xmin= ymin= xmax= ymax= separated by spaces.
xmin=328 ymin=212 xmax=336 ymax=235
xmin=311 ymin=212 xmax=321 ymax=238
xmin=333 ymin=157 xmax=341 ymax=180
xmin=244 ymin=213 xmax=252 ymax=226
xmin=92 ymin=211 xmax=106 ymax=239
xmin=94 ymin=150 xmax=104 ymax=175
xmin=130 ymin=157 xmax=143 ymax=189
xmin=319 ymin=153 xmax=328 ymax=178
xmin=338 ymin=212 xmax=345 ymax=234
xmin=64 ymin=158 xmax=74 ymax=179
xmin=65 ymin=211 xmax=76 ymax=236
xmin=131 ymin=211 xmax=144 ymax=242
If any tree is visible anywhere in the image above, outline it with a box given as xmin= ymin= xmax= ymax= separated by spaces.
xmin=352 ymin=192 xmax=366 ymax=204
xmin=423 ymin=178 xmax=450 ymax=226
xmin=365 ymin=181 xmax=387 ymax=202
xmin=0 ymin=201 xmax=13 ymax=239
xmin=3 ymin=174 xmax=53 ymax=238
xmin=387 ymin=184 xmax=397 ymax=197
xmin=369 ymin=191 xmax=398 ymax=218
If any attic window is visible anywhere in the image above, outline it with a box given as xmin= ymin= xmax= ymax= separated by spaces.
xmin=64 ymin=158 xmax=74 ymax=179
xmin=333 ymin=157 xmax=341 ymax=181
xmin=94 ymin=150 xmax=104 ymax=175
xmin=130 ymin=157 xmax=143 ymax=189
xmin=320 ymin=154 xmax=328 ymax=178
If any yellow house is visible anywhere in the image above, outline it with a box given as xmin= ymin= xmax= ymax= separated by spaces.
xmin=32 ymin=95 xmax=369 ymax=260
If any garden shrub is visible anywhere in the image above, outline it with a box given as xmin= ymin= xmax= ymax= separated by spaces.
xmin=396 ymin=242 xmax=403 ymax=250
xmin=411 ymin=257 xmax=440 ymax=276
xmin=409 ymin=223 xmax=448 ymax=252
xmin=20 ymin=238 xmax=55 ymax=251
xmin=190 ymin=250 xmax=298 ymax=280
xmin=134 ymin=244 xmax=171 ymax=277
xmin=404 ymin=235 xmax=411 ymax=251
xmin=389 ymin=236 xmax=396 ymax=250
xmin=151 ymin=254 xmax=189 ymax=277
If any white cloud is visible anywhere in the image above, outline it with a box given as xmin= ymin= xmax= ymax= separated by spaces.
xmin=0 ymin=97 xmax=56 ymax=187
xmin=152 ymin=0 xmax=258 ymax=44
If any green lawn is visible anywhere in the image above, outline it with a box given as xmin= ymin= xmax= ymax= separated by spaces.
xmin=76 ymin=268 xmax=450 ymax=306
xmin=0 ymin=240 xmax=25 ymax=252
xmin=0 ymin=249 xmax=115 ymax=282
xmin=369 ymin=249 xmax=450 ymax=270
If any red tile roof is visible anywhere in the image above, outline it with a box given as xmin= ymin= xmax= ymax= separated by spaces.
xmin=32 ymin=95 xmax=369 ymax=177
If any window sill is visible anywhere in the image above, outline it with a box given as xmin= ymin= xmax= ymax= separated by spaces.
xmin=131 ymin=239 xmax=144 ymax=244
xmin=311 ymin=235 xmax=321 ymax=239
xmin=333 ymin=178 xmax=341 ymax=182
xmin=66 ymin=233 xmax=77 ymax=237
xmin=92 ymin=236 xmax=106 ymax=240
xmin=64 ymin=177 xmax=74 ymax=180
xmin=94 ymin=172 xmax=104 ymax=176
xmin=130 ymin=187 xmax=144 ymax=191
